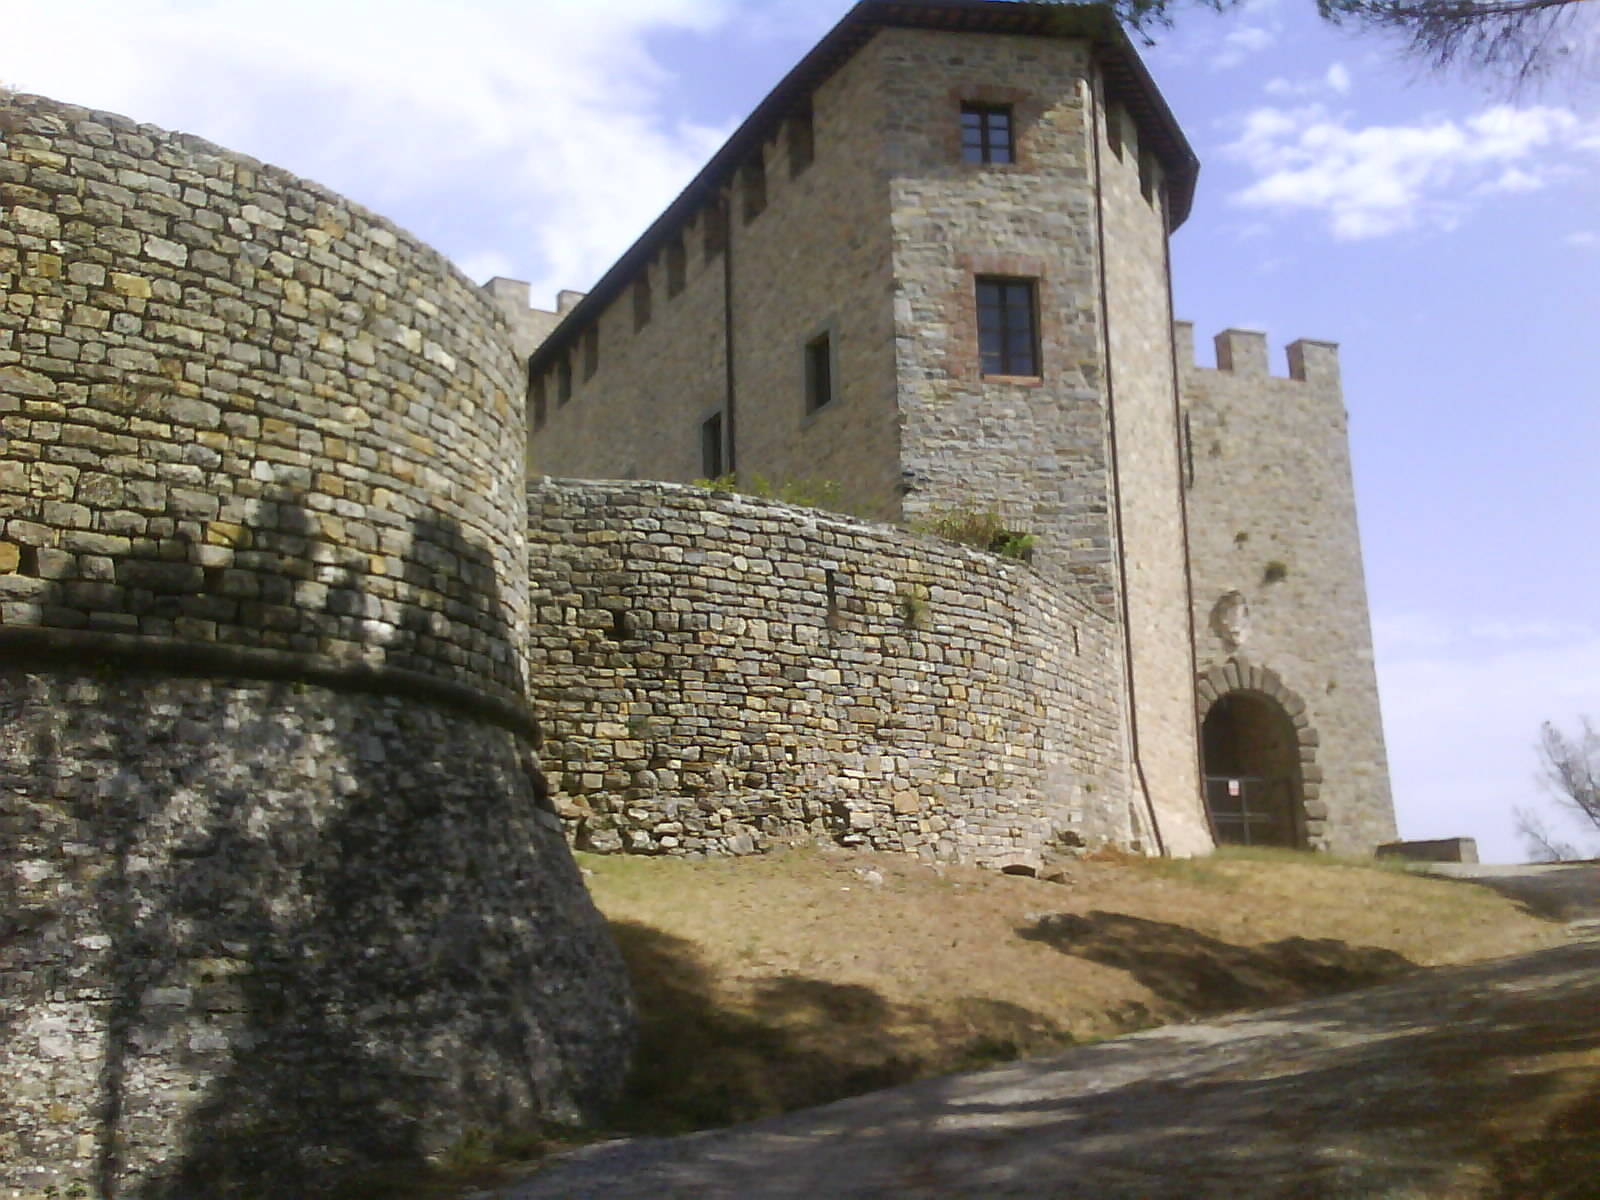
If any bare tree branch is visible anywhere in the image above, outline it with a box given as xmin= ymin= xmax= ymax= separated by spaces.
xmin=1538 ymin=716 xmax=1600 ymax=832
xmin=1514 ymin=804 xmax=1582 ymax=862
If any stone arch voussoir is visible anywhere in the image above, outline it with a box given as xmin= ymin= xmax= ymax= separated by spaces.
xmin=1196 ymin=659 xmax=1327 ymax=850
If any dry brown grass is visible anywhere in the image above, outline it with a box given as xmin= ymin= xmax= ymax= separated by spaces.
xmin=357 ymin=845 xmax=1564 ymax=1197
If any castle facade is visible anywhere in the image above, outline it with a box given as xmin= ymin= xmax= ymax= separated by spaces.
xmin=499 ymin=0 xmax=1397 ymax=862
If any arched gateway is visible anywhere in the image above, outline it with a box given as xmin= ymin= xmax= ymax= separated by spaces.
xmin=1195 ymin=664 xmax=1325 ymax=850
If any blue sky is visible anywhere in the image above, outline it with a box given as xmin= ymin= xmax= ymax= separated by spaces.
xmin=9 ymin=0 xmax=1597 ymax=861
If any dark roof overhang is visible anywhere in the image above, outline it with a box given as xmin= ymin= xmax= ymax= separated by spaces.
xmin=528 ymin=1 xmax=1198 ymax=376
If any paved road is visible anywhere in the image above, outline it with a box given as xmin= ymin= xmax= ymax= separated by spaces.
xmin=498 ymin=864 xmax=1600 ymax=1199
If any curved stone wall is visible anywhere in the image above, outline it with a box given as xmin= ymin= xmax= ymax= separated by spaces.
xmin=1 ymin=95 xmax=631 ymax=1197
xmin=0 ymin=92 xmax=527 ymax=704
xmin=528 ymin=480 xmax=1135 ymax=866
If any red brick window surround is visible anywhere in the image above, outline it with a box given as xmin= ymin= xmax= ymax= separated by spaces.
xmin=976 ymin=277 xmax=1039 ymax=378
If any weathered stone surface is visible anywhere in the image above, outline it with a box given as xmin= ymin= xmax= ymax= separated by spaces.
xmin=528 ymin=479 xmax=1132 ymax=864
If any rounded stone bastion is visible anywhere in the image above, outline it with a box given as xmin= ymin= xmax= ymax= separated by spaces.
xmin=0 ymin=94 xmax=631 ymax=1197
xmin=528 ymin=479 xmax=1141 ymax=867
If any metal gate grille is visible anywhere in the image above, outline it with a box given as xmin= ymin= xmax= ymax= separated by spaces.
xmin=1204 ymin=775 xmax=1297 ymax=847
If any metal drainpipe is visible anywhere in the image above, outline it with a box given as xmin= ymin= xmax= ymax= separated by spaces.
xmin=721 ymin=192 xmax=739 ymax=475
xmin=1089 ymin=64 xmax=1169 ymax=858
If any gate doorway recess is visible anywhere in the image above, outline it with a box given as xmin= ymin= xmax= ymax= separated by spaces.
xmin=1201 ymin=691 xmax=1305 ymax=848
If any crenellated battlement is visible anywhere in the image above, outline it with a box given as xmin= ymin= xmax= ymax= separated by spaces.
xmin=484 ymin=276 xmax=587 ymax=358
xmin=1175 ymin=321 xmax=1341 ymax=386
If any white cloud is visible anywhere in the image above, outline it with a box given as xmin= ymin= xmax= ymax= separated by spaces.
xmin=1211 ymin=25 xmax=1277 ymax=70
xmin=1264 ymin=61 xmax=1353 ymax=98
xmin=1568 ymin=231 xmax=1600 ymax=248
xmin=6 ymin=0 xmax=745 ymax=299
xmin=1225 ymin=102 xmax=1595 ymax=239
xmin=1374 ymin=611 xmax=1600 ymax=862
xmin=1324 ymin=62 xmax=1352 ymax=94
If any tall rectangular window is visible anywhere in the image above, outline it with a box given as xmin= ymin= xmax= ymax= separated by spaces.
xmin=666 ymin=234 xmax=687 ymax=297
xmin=741 ymin=156 xmax=767 ymax=223
xmin=701 ymin=413 xmax=724 ymax=479
xmin=633 ymin=275 xmax=651 ymax=331
xmin=961 ymin=103 xmax=1013 ymax=165
xmin=805 ymin=332 xmax=833 ymax=413
xmin=582 ymin=326 xmax=599 ymax=380
xmin=704 ymin=199 xmax=727 ymax=262
xmin=529 ymin=364 xmax=547 ymax=429
xmin=976 ymin=278 xmax=1038 ymax=377
xmin=788 ymin=107 xmax=815 ymax=177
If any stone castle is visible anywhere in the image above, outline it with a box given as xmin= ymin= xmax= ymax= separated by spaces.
xmin=0 ymin=0 xmax=1395 ymax=1192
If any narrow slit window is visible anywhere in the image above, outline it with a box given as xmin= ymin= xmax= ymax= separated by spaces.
xmin=961 ymin=103 xmax=1013 ymax=165
xmin=701 ymin=412 xmax=724 ymax=479
xmin=805 ymin=332 xmax=833 ymax=413
xmin=976 ymin=277 xmax=1039 ymax=378
xmin=666 ymin=234 xmax=686 ymax=297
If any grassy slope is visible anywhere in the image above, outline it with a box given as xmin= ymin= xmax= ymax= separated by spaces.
xmin=590 ymin=847 xmax=1563 ymax=1134
xmin=360 ymin=847 xmax=1564 ymax=1197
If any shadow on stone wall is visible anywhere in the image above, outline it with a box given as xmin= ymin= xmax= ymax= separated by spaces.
xmin=1018 ymin=910 xmax=1414 ymax=1015
xmin=2 ymin=492 xmax=625 ymax=1197
xmin=605 ymin=920 xmax=1069 ymax=1136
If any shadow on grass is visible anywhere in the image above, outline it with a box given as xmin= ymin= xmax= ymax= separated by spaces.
xmin=606 ymin=921 xmax=1072 ymax=1135
xmin=1018 ymin=910 xmax=1415 ymax=1015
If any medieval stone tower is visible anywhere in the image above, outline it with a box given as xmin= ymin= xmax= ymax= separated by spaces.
xmin=508 ymin=0 xmax=1395 ymax=861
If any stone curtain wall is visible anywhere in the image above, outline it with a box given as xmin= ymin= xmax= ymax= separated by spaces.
xmin=1179 ymin=326 xmax=1397 ymax=853
xmin=0 ymin=94 xmax=631 ymax=1197
xmin=0 ymin=93 xmax=527 ymax=700
xmin=528 ymin=480 xmax=1132 ymax=865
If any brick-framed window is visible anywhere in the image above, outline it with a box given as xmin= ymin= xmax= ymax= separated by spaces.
xmin=976 ymin=277 xmax=1038 ymax=377
xmin=804 ymin=331 xmax=834 ymax=413
xmin=961 ymin=103 xmax=1014 ymax=165
xmin=666 ymin=234 xmax=687 ymax=297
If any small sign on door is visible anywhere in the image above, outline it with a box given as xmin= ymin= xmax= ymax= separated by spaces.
xmin=1228 ymin=778 xmax=1241 ymax=797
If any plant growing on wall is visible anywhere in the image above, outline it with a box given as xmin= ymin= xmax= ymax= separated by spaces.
xmin=692 ymin=473 xmax=863 ymax=515
xmin=913 ymin=507 xmax=1036 ymax=562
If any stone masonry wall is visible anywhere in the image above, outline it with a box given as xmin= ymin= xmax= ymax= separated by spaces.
xmin=1 ymin=671 xmax=632 ymax=1199
xmin=528 ymin=479 xmax=1133 ymax=866
xmin=1091 ymin=80 xmax=1208 ymax=855
xmin=525 ymin=34 xmax=904 ymax=519
xmin=1 ymin=94 xmax=632 ymax=1197
xmin=1179 ymin=325 xmax=1397 ymax=853
xmin=0 ymin=92 xmax=529 ymax=702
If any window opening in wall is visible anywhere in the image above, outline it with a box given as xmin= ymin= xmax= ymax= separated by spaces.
xmin=704 ymin=198 xmax=728 ymax=261
xmin=976 ymin=277 xmax=1039 ymax=377
xmin=1139 ymin=150 xmax=1158 ymax=205
xmin=805 ymin=332 xmax=833 ymax=413
xmin=583 ymin=326 xmax=599 ymax=380
xmin=1107 ymin=103 xmax=1124 ymax=161
xmin=1182 ymin=411 xmax=1195 ymax=488
xmin=701 ymin=412 xmax=724 ymax=479
xmin=741 ymin=155 xmax=767 ymax=223
xmin=633 ymin=275 xmax=652 ymax=331
xmin=961 ymin=103 xmax=1013 ymax=164
xmin=666 ymin=234 xmax=686 ymax=297
xmin=529 ymin=364 xmax=548 ymax=429
xmin=557 ymin=356 xmax=573 ymax=405
xmin=788 ymin=106 xmax=815 ymax=176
